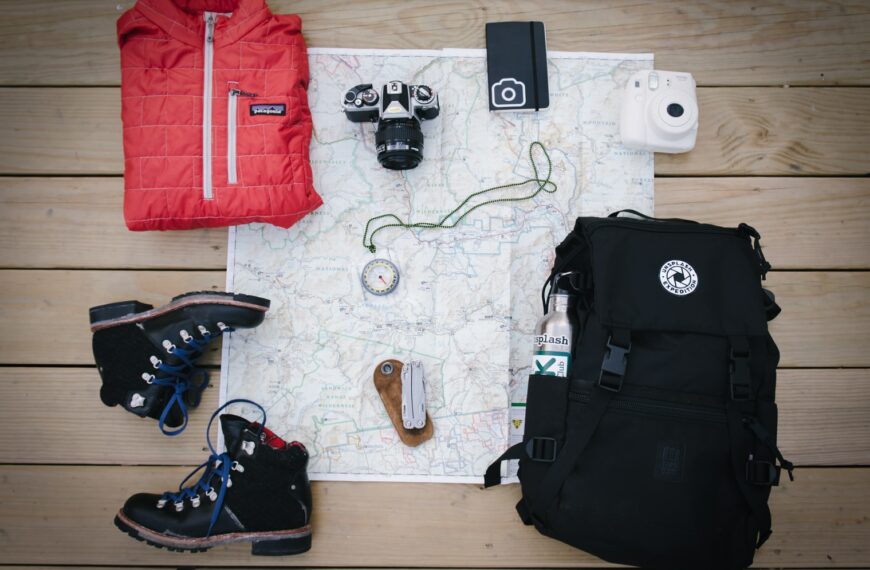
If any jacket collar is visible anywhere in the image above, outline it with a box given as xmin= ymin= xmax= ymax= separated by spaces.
xmin=136 ymin=0 xmax=270 ymax=48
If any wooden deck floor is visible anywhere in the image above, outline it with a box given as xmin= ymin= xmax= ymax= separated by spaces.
xmin=1 ymin=1 xmax=869 ymax=567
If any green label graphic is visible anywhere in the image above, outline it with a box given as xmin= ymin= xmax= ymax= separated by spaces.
xmin=533 ymin=350 xmax=571 ymax=377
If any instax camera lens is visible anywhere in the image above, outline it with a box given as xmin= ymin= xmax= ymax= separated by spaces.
xmin=667 ymin=103 xmax=685 ymax=118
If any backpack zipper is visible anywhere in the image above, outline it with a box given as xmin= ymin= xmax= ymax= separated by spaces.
xmin=227 ymin=89 xmax=257 ymax=185
xmin=202 ymin=12 xmax=216 ymax=200
xmin=573 ymin=391 xmax=726 ymax=423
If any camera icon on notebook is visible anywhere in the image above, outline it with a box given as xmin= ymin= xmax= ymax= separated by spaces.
xmin=491 ymin=77 xmax=527 ymax=108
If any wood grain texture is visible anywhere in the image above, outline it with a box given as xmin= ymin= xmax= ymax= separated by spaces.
xmin=656 ymin=178 xmax=870 ymax=269
xmin=2 ymin=87 xmax=868 ymax=176
xmin=0 ymin=270 xmax=866 ymax=368
xmin=3 ymin=177 xmax=868 ymax=270
xmin=0 ymin=465 xmax=867 ymax=566
xmin=0 ymin=1 xmax=868 ymax=86
xmin=0 ymin=367 xmax=865 ymax=466
xmin=0 ymin=177 xmax=227 ymax=269
xmin=656 ymin=87 xmax=870 ymax=175
xmin=0 ymin=269 xmax=225 ymax=366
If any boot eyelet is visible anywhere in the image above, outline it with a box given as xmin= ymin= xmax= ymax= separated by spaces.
xmin=191 ymin=494 xmax=201 ymax=508
xmin=141 ymin=372 xmax=155 ymax=384
xmin=180 ymin=329 xmax=192 ymax=343
xmin=197 ymin=325 xmax=211 ymax=337
xmin=173 ymin=501 xmax=185 ymax=512
xmin=207 ymin=487 xmax=218 ymax=501
xmin=150 ymin=355 xmax=162 ymax=369
xmin=217 ymin=322 xmax=228 ymax=331
xmin=156 ymin=498 xmax=167 ymax=508
xmin=231 ymin=461 xmax=244 ymax=473
xmin=162 ymin=340 xmax=176 ymax=353
xmin=227 ymin=476 xmax=233 ymax=488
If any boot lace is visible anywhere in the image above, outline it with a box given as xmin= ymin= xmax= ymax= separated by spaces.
xmin=156 ymin=399 xmax=266 ymax=536
xmin=142 ymin=322 xmax=234 ymax=436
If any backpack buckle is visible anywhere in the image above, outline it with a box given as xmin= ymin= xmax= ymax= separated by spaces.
xmin=729 ymin=348 xmax=752 ymax=400
xmin=525 ymin=437 xmax=557 ymax=462
xmin=598 ymin=336 xmax=631 ymax=392
xmin=746 ymin=458 xmax=781 ymax=486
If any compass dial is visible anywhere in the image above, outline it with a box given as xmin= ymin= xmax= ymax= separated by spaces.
xmin=361 ymin=259 xmax=400 ymax=295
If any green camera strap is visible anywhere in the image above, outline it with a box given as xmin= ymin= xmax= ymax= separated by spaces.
xmin=362 ymin=141 xmax=557 ymax=254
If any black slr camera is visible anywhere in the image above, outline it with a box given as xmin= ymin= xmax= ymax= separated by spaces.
xmin=343 ymin=81 xmax=440 ymax=170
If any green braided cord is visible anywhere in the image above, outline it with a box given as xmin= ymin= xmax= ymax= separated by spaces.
xmin=363 ymin=142 xmax=557 ymax=253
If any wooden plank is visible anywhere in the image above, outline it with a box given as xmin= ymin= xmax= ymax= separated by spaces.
xmin=0 ymin=270 xmax=225 ymax=366
xmin=0 ymin=178 xmax=228 ymax=269
xmin=766 ymin=271 xmax=870 ymax=369
xmin=3 ymin=177 xmax=867 ymax=270
xmin=0 ymin=270 xmax=865 ymax=368
xmin=0 ymin=1 xmax=868 ymax=86
xmin=2 ymin=87 xmax=868 ymax=176
xmin=0 ymin=367 xmax=865 ymax=466
xmin=0 ymin=465 xmax=866 ymax=566
xmin=656 ymin=87 xmax=870 ymax=175
xmin=656 ymin=178 xmax=870 ymax=269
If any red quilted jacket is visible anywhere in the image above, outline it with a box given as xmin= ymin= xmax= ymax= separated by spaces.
xmin=117 ymin=0 xmax=322 ymax=230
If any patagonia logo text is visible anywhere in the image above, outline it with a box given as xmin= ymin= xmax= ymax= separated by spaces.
xmin=250 ymin=103 xmax=286 ymax=116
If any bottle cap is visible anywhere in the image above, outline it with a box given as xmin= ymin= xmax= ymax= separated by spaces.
xmin=552 ymin=272 xmax=579 ymax=296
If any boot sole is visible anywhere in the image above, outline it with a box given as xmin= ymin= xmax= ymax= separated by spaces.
xmin=90 ymin=292 xmax=270 ymax=332
xmin=114 ymin=511 xmax=312 ymax=555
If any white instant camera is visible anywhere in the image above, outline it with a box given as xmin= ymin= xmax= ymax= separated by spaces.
xmin=620 ymin=70 xmax=698 ymax=154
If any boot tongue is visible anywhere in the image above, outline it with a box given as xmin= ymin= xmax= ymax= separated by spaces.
xmin=220 ymin=414 xmax=254 ymax=457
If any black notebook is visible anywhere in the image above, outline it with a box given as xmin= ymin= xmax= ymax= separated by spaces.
xmin=485 ymin=21 xmax=549 ymax=112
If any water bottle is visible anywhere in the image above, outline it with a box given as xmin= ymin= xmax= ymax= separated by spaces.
xmin=532 ymin=273 xmax=578 ymax=378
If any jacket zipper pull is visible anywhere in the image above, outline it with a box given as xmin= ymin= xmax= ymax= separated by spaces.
xmin=206 ymin=14 xmax=215 ymax=42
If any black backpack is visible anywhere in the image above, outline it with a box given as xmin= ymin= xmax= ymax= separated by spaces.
xmin=485 ymin=211 xmax=794 ymax=570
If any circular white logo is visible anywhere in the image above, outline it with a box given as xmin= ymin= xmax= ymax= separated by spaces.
xmin=659 ymin=260 xmax=698 ymax=296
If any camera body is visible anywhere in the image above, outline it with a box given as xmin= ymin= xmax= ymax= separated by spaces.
xmin=620 ymin=70 xmax=698 ymax=154
xmin=343 ymin=81 xmax=440 ymax=170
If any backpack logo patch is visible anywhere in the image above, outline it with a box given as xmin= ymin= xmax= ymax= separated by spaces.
xmin=250 ymin=103 xmax=286 ymax=116
xmin=659 ymin=260 xmax=698 ymax=296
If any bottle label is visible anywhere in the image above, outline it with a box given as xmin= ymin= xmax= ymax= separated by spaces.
xmin=533 ymin=350 xmax=571 ymax=377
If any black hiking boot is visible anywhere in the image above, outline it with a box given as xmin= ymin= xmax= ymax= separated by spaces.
xmin=90 ymin=291 xmax=270 ymax=435
xmin=114 ymin=399 xmax=312 ymax=555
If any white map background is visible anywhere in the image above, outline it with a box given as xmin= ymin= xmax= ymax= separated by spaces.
xmin=221 ymin=48 xmax=653 ymax=482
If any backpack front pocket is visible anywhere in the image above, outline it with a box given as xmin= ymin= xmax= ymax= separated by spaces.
xmin=552 ymin=392 xmax=752 ymax=569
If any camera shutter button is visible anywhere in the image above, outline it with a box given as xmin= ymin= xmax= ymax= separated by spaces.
xmin=648 ymin=72 xmax=659 ymax=90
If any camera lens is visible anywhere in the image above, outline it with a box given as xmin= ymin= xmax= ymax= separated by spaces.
xmin=667 ymin=103 xmax=685 ymax=118
xmin=374 ymin=118 xmax=425 ymax=170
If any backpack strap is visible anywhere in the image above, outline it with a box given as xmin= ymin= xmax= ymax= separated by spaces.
xmin=726 ymin=398 xmax=774 ymax=547
xmin=763 ymin=288 xmax=781 ymax=321
xmin=524 ymin=327 xmax=629 ymax=526
xmin=725 ymin=335 xmax=793 ymax=548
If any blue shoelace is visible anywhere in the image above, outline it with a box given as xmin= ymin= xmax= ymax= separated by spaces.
xmin=157 ymin=398 xmax=266 ymax=536
xmin=144 ymin=324 xmax=234 ymax=436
